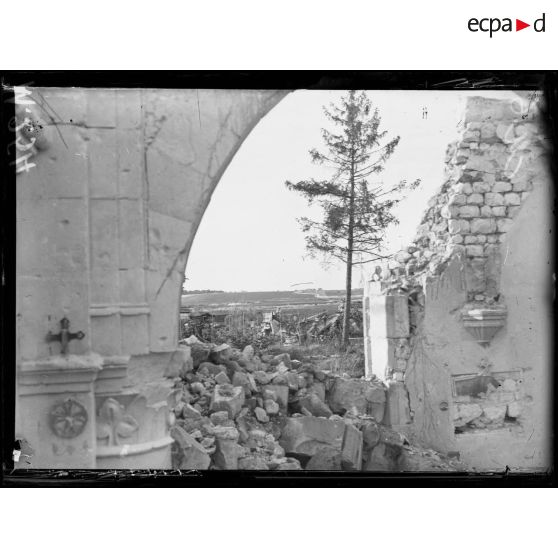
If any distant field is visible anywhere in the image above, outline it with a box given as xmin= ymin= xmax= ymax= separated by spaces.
xmin=181 ymin=289 xmax=363 ymax=314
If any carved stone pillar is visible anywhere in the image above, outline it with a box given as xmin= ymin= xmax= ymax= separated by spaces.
xmin=16 ymin=355 xmax=102 ymax=468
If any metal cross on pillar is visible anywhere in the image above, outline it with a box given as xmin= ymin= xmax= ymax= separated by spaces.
xmin=45 ymin=317 xmax=85 ymax=355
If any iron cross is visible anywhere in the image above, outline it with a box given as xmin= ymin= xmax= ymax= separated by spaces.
xmin=45 ymin=317 xmax=85 ymax=355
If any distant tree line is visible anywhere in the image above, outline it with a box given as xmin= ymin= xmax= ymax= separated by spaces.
xmin=182 ymin=289 xmax=225 ymax=294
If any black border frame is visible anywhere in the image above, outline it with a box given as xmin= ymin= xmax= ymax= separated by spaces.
xmin=1 ymin=71 xmax=556 ymax=487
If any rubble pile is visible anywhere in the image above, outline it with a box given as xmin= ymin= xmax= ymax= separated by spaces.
xmin=453 ymin=374 xmax=526 ymax=433
xmin=167 ymin=337 xmax=461 ymax=471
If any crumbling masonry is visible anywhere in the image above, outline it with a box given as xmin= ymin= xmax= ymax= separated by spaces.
xmin=363 ymin=95 xmax=553 ymax=471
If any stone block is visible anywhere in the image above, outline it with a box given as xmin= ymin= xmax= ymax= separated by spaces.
xmin=362 ymin=422 xmax=380 ymax=450
xmin=164 ymin=347 xmax=193 ymax=378
xmin=118 ymin=199 xmax=145 ymax=269
xmin=232 ymin=370 xmax=252 ymax=396
xmin=467 ymin=193 xmax=484 ymax=205
xmin=459 ymin=205 xmax=480 ymax=218
xmin=485 ymin=192 xmax=505 ymax=206
xmin=448 ymin=193 xmax=467 ymax=206
xmin=328 ymin=377 xmax=383 ymax=416
xmin=90 ymin=314 xmax=122 ymax=355
xmin=182 ymin=404 xmax=202 ymax=419
xmin=299 ymin=393 xmax=333 ymax=418
xmin=480 ymin=206 xmax=492 ymax=217
xmin=16 ymin=359 xmax=99 ymax=468
xmin=255 ymin=407 xmax=269 ymax=422
xmin=210 ymin=385 xmax=245 ymax=419
xmin=253 ymin=370 xmax=272 ymax=385
xmin=386 ymin=295 xmax=410 ymax=338
xmin=491 ymin=206 xmax=507 ymax=217
xmin=265 ymin=400 xmax=280 ymax=416
xmin=341 ymin=424 xmax=363 ymax=471
xmin=88 ymin=129 xmax=118 ymax=197
xmin=369 ymin=293 xmax=409 ymax=339
xmin=470 ymin=218 xmax=496 ymax=234
xmin=18 ymin=199 xmax=89 ymax=276
xmin=448 ymin=219 xmax=466 ymax=234
xmin=215 ymin=371 xmax=230 ymax=385
xmin=264 ymin=384 xmax=289 ymax=412
xmin=121 ymin=314 xmax=150 ymax=355
xmin=306 ymin=447 xmax=342 ymax=470
xmin=210 ymin=411 xmax=230 ymax=425
xmin=472 ymin=182 xmax=491 ymax=193
xmin=171 ymin=425 xmax=210 ymax=469
xmin=213 ymin=427 xmax=240 ymax=469
xmin=503 ymin=192 xmax=521 ymax=206
xmin=119 ymin=268 xmax=146 ymax=306
xmin=117 ymin=128 xmax=144 ymax=198
xmin=90 ymin=199 xmax=119 ymax=303
xmin=279 ymin=416 xmax=346 ymax=458
xmin=493 ymin=181 xmax=512 ymax=192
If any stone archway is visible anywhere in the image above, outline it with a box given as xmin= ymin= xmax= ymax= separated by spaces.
xmin=15 ymin=87 xmax=289 ymax=468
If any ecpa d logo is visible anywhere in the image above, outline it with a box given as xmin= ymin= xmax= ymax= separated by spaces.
xmin=468 ymin=13 xmax=545 ymax=37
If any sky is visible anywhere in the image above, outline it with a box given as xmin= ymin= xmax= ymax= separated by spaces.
xmin=184 ymin=89 xmax=518 ymax=292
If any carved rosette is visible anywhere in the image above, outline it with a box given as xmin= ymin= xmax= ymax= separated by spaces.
xmin=49 ymin=398 xmax=88 ymax=439
xmin=462 ymin=305 xmax=507 ymax=346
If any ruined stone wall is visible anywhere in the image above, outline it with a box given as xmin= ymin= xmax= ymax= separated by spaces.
xmin=364 ymin=94 xmax=554 ymax=470
xmin=382 ymin=95 xmax=547 ymax=301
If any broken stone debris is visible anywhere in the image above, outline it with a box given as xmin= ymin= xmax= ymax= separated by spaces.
xmin=171 ymin=339 xmax=461 ymax=471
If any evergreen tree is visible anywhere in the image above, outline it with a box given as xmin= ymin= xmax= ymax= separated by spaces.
xmin=286 ymin=90 xmax=420 ymax=347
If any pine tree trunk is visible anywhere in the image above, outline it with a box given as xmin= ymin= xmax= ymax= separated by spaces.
xmin=342 ymin=154 xmax=356 ymax=348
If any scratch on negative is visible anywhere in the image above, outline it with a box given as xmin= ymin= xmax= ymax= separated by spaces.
xmin=196 ymin=90 xmax=202 ymax=129
xmin=34 ymin=90 xmax=69 ymax=149
xmin=503 ymin=246 xmax=510 ymax=266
